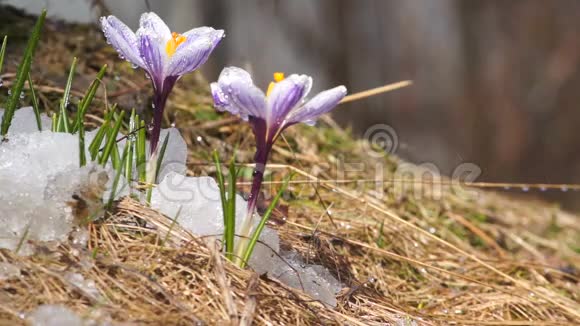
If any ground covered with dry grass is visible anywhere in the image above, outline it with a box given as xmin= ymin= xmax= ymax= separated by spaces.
xmin=0 ymin=7 xmax=578 ymax=325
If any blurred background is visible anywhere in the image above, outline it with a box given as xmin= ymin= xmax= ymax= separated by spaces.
xmin=3 ymin=0 xmax=580 ymax=210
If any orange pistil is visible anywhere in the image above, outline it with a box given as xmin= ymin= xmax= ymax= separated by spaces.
xmin=165 ymin=32 xmax=187 ymax=57
xmin=266 ymin=72 xmax=285 ymax=97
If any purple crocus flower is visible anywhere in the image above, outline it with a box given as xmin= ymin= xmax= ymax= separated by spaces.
xmin=210 ymin=67 xmax=347 ymax=229
xmin=101 ymin=12 xmax=224 ymax=153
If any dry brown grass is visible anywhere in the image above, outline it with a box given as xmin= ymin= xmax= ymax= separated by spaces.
xmin=0 ymin=7 xmax=578 ymax=325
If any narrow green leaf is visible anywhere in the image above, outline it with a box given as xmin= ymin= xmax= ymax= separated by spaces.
xmin=79 ymin=122 xmax=86 ymax=167
xmin=1 ymin=10 xmax=46 ymax=136
xmin=125 ymin=139 xmax=134 ymax=190
xmin=58 ymin=100 xmax=70 ymax=133
xmin=27 ymin=73 xmax=42 ymax=131
xmin=88 ymin=106 xmax=115 ymax=160
xmin=225 ymin=158 xmax=237 ymax=259
xmin=73 ymin=64 xmax=107 ymax=132
xmin=15 ymin=222 xmax=32 ymax=255
xmin=51 ymin=113 xmax=57 ymax=132
xmin=61 ymin=57 xmax=77 ymax=118
xmin=212 ymin=151 xmax=228 ymax=251
xmin=241 ymin=174 xmax=292 ymax=268
xmin=136 ymin=120 xmax=147 ymax=183
xmin=107 ymin=142 xmax=129 ymax=209
xmin=161 ymin=206 xmax=182 ymax=248
xmin=0 ymin=35 xmax=7 ymax=74
xmin=99 ymin=110 xmax=125 ymax=165
xmin=111 ymin=140 xmax=120 ymax=170
xmin=154 ymin=132 xmax=170 ymax=183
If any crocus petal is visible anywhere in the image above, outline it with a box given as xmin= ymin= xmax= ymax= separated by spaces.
xmin=100 ymin=16 xmax=143 ymax=68
xmin=137 ymin=30 xmax=165 ymax=89
xmin=287 ymin=86 xmax=347 ymax=126
xmin=138 ymin=12 xmax=171 ymax=42
xmin=183 ymin=26 xmax=221 ymax=39
xmin=267 ymin=74 xmax=312 ymax=124
xmin=166 ymin=29 xmax=224 ymax=77
xmin=213 ymin=67 xmax=267 ymax=120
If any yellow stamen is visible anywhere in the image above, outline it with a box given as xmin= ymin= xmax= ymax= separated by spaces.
xmin=165 ymin=32 xmax=187 ymax=57
xmin=266 ymin=72 xmax=285 ymax=97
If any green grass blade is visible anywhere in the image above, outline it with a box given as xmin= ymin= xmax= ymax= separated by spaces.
xmin=58 ymin=100 xmax=70 ymax=133
xmin=51 ymin=113 xmax=57 ymax=132
xmin=0 ymin=35 xmax=7 ymax=74
xmin=99 ymin=110 xmax=125 ymax=165
xmin=136 ymin=120 xmax=147 ymax=183
xmin=154 ymin=132 xmax=170 ymax=183
xmin=79 ymin=122 xmax=86 ymax=167
xmin=88 ymin=107 xmax=115 ymax=160
xmin=107 ymin=142 xmax=129 ymax=209
xmin=161 ymin=206 xmax=182 ymax=248
xmin=62 ymin=57 xmax=77 ymax=113
xmin=111 ymin=141 xmax=121 ymax=170
xmin=225 ymin=158 xmax=237 ymax=259
xmin=125 ymin=139 xmax=134 ymax=191
xmin=212 ymin=151 xmax=229 ymax=251
xmin=1 ymin=10 xmax=46 ymax=136
xmin=241 ymin=174 xmax=292 ymax=268
xmin=73 ymin=64 xmax=107 ymax=132
xmin=27 ymin=73 xmax=42 ymax=131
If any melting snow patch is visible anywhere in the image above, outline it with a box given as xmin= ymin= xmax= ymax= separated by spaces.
xmin=27 ymin=304 xmax=83 ymax=326
xmin=151 ymin=171 xmax=343 ymax=307
xmin=0 ymin=108 xmax=125 ymax=254
xmin=0 ymin=262 xmax=21 ymax=281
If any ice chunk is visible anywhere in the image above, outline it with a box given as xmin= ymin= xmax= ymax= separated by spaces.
xmin=0 ymin=262 xmax=20 ymax=281
xmin=0 ymin=129 xmax=121 ymax=254
xmin=157 ymin=128 xmax=187 ymax=180
xmin=266 ymin=251 xmax=343 ymax=307
xmin=0 ymin=107 xmax=52 ymax=135
xmin=152 ymin=173 xmax=231 ymax=236
xmin=27 ymin=304 xmax=83 ymax=326
xmin=152 ymin=173 xmax=341 ymax=306
xmin=65 ymin=272 xmax=102 ymax=300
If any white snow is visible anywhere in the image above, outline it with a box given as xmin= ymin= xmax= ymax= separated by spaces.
xmin=65 ymin=272 xmax=102 ymax=300
xmin=0 ymin=107 xmax=52 ymax=134
xmin=0 ymin=109 xmax=342 ymax=306
xmin=151 ymin=172 xmax=343 ymax=306
xmin=0 ymin=108 xmax=124 ymax=254
xmin=0 ymin=262 xmax=21 ymax=281
xmin=27 ymin=304 xmax=83 ymax=326
xmin=157 ymin=128 xmax=188 ymax=181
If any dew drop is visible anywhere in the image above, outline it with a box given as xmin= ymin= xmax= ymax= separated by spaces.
xmin=131 ymin=63 xmax=138 ymax=69
xmin=521 ymin=186 xmax=529 ymax=192
xmin=7 ymin=89 xmax=11 ymax=95
xmin=428 ymin=227 xmax=436 ymax=234
xmin=196 ymin=136 xmax=203 ymax=143
xmin=561 ymin=186 xmax=569 ymax=192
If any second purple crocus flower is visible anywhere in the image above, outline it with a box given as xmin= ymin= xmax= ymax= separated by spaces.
xmin=211 ymin=67 xmax=347 ymax=239
xmin=101 ymin=12 xmax=224 ymax=153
